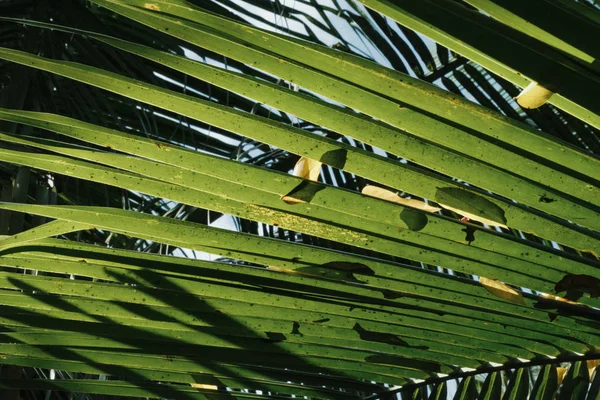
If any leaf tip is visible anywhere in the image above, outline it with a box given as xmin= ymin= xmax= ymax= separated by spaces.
xmin=516 ymin=82 xmax=554 ymax=109
xmin=480 ymin=277 xmax=525 ymax=305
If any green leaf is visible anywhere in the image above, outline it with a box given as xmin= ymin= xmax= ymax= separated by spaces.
xmin=559 ymin=361 xmax=589 ymax=400
xmin=479 ymin=371 xmax=502 ymax=400
xmin=0 ymin=220 xmax=91 ymax=252
xmin=588 ymin=364 xmax=600 ymax=400
xmin=354 ymin=0 xmax=600 ymax=130
xmin=531 ymin=364 xmax=558 ymax=400
xmin=461 ymin=0 xmax=599 ymax=69
xmin=428 ymin=382 xmax=447 ymax=400
xmin=503 ymin=367 xmax=529 ymax=400
xmin=435 ymin=187 xmax=507 ymax=227
xmin=14 ymin=5 xmax=600 ymax=233
xmin=0 ymin=379 xmax=237 ymax=400
xmin=454 ymin=375 xmax=477 ymax=400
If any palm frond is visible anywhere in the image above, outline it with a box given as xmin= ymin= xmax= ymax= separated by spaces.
xmin=0 ymin=0 xmax=599 ymax=399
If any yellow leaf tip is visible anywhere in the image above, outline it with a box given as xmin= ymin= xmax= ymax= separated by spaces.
xmin=190 ymin=383 xmax=218 ymax=390
xmin=280 ymin=195 xmax=305 ymax=205
xmin=293 ymin=156 xmax=322 ymax=181
xmin=516 ymin=82 xmax=554 ymax=109
xmin=480 ymin=277 xmax=525 ymax=305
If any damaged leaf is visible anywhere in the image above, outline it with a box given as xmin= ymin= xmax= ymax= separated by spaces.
xmin=516 ymin=82 xmax=554 ymax=109
xmin=480 ymin=277 xmax=525 ymax=305
xmin=362 ymin=185 xmax=441 ymax=212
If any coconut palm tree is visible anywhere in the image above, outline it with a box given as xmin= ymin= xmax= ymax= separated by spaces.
xmin=0 ymin=0 xmax=599 ymax=399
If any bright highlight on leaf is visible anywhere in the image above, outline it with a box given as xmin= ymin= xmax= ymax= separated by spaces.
xmin=362 ymin=185 xmax=441 ymax=213
xmin=480 ymin=277 xmax=525 ymax=305
xmin=293 ymin=156 xmax=322 ymax=181
xmin=143 ymin=3 xmax=160 ymax=11
xmin=516 ymin=82 xmax=554 ymax=109
xmin=190 ymin=383 xmax=219 ymax=390
xmin=538 ymin=292 xmax=580 ymax=305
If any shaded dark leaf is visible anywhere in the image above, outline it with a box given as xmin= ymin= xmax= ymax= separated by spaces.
xmin=353 ymin=323 xmax=427 ymax=349
xmin=555 ymin=274 xmax=600 ymax=299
